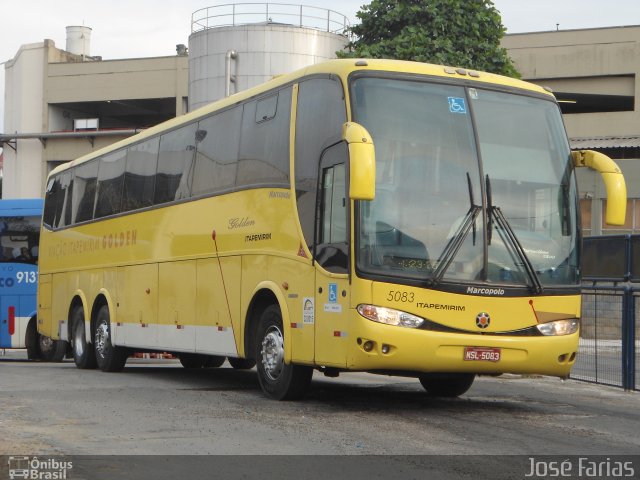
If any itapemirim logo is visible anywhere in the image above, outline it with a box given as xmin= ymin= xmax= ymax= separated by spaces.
xmin=7 ymin=456 xmax=73 ymax=480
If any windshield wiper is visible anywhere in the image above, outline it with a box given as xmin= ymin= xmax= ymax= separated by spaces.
xmin=430 ymin=174 xmax=481 ymax=286
xmin=486 ymin=175 xmax=543 ymax=294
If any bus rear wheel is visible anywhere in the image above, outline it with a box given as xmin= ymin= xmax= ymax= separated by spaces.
xmin=418 ymin=373 xmax=476 ymax=398
xmin=94 ymin=305 xmax=128 ymax=372
xmin=228 ymin=357 xmax=256 ymax=370
xmin=71 ymin=306 xmax=96 ymax=369
xmin=255 ymin=305 xmax=312 ymax=400
xmin=37 ymin=334 xmax=67 ymax=362
xmin=179 ymin=353 xmax=206 ymax=368
xmin=204 ymin=355 xmax=226 ymax=368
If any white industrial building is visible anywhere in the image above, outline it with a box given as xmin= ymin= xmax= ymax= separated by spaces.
xmin=1 ymin=3 xmax=350 ymax=198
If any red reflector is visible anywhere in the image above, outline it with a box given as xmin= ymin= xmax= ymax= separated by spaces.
xmin=8 ymin=306 xmax=15 ymax=335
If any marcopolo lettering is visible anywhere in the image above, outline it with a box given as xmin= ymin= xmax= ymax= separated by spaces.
xmin=466 ymin=286 xmax=505 ymax=296
xmin=0 ymin=277 xmax=15 ymax=287
xmin=269 ymin=191 xmax=290 ymax=199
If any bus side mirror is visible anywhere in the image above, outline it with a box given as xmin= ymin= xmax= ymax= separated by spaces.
xmin=571 ymin=149 xmax=627 ymax=225
xmin=342 ymin=122 xmax=376 ymax=200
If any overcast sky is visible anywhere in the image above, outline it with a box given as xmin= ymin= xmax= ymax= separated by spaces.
xmin=2 ymin=0 xmax=640 ymax=132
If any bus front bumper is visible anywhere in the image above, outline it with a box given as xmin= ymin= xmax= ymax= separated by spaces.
xmin=346 ymin=312 xmax=579 ymax=378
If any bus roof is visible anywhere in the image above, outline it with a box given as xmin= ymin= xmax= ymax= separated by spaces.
xmin=48 ymin=58 xmax=554 ymax=178
xmin=0 ymin=199 xmax=44 ymax=217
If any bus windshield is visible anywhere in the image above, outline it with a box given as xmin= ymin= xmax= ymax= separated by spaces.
xmin=0 ymin=215 xmax=40 ymax=264
xmin=352 ymin=76 xmax=579 ymax=288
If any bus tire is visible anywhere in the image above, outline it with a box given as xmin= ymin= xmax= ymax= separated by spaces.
xmin=228 ymin=357 xmax=256 ymax=370
xmin=37 ymin=334 xmax=67 ymax=362
xmin=94 ymin=305 xmax=128 ymax=372
xmin=255 ymin=304 xmax=312 ymax=400
xmin=71 ymin=306 xmax=96 ymax=369
xmin=203 ymin=355 xmax=226 ymax=368
xmin=179 ymin=353 xmax=206 ymax=369
xmin=418 ymin=373 xmax=476 ymax=398
xmin=26 ymin=318 xmax=40 ymax=360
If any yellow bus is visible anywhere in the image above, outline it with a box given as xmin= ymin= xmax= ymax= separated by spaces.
xmin=37 ymin=59 xmax=626 ymax=400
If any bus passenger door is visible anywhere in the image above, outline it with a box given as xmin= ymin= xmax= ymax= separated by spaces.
xmin=314 ymin=143 xmax=350 ymax=367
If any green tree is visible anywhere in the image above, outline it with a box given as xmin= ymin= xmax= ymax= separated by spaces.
xmin=339 ymin=0 xmax=519 ymax=77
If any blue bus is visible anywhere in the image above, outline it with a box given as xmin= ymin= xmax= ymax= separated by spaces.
xmin=0 ymin=199 xmax=65 ymax=360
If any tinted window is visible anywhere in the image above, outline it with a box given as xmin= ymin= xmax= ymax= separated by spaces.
xmin=44 ymin=173 xmax=72 ymax=229
xmin=255 ymin=95 xmax=278 ymax=123
xmin=237 ymin=87 xmax=292 ymax=187
xmin=0 ymin=215 xmax=40 ymax=264
xmin=95 ymin=150 xmax=126 ymax=218
xmin=43 ymin=177 xmax=58 ymax=227
xmin=295 ymin=78 xmax=346 ymax=247
xmin=73 ymin=160 xmax=99 ymax=223
xmin=123 ymin=137 xmax=159 ymax=211
xmin=154 ymin=123 xmax=198 ymax=204
xmin=316 ymin=143 xmax=349 ymax=273
xmin=192 ymin=106 xmax=242 ymax=197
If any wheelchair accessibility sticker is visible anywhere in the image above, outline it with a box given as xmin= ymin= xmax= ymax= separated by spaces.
xmin=448 ymin=97 xmax=467 ymax=114
xmin=324 ymin=283 xmax=342 ymax=313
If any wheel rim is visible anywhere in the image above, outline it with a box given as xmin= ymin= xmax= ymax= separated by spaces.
xmin=95 ymin=321 xmax=109 ymax=359
xmin=74 ymin=322 xmax=85 ymax=357
xmin=39 ymin=335 xmax=54 ymax=354
xmin=261 ymin=325 xmax=284 ymax=381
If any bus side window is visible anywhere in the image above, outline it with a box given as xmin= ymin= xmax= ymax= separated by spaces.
xmin=315 ymin=142 xmax=349 ymax=273
xmin=123 ymin=137 xmax=160 ymax=211
xmin=95 ymin=150 xmax=126 ymax=218
xmin=294 ymin=77 xmax=347 ymax=250
xmin=192 ymin=105 xmax=242 ymax=197
xmin=154 ymin=123 xmax=199 ymax=204
xmin=73 ymin=160 xmax=99 ymax=224
xmin=44 ymin=172 xmax=73 ymax=229
xmin=237 ymin=87 xmax=292 ymax=188
xmin=43 ymin=176 xmax=61 ymax=228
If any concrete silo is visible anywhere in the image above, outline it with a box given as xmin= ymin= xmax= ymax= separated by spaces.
xmin=188 ymin=3 xmax=350 ymax=110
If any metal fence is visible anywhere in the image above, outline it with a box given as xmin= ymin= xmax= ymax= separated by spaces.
xmin=574 ymin=286 xmax=634 ymax=389
xmin=573 ymin=236 xmax=638 ymax=390
xmin=191 ymin=3 xmax=350 ymax=35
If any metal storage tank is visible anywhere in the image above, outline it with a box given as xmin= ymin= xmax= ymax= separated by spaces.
xmin=65 ymin=26 xmax=92 ymax=57
xmin=188 ymin=3 xmax=350 ymax=110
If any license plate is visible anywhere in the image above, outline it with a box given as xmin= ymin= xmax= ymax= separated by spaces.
xmin=463 ymin=346 xmax=501 ymax=362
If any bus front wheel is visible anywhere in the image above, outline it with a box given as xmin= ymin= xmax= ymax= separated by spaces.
xmin=94 ymin=305 xmax=128 ymax=372
xmin=71 ymin=306 xmax=96 ymax=369
xmin=418 ymin=373 xmax=476 ymax=398
xmin=255 ymin=305 xmax=312 ymax=400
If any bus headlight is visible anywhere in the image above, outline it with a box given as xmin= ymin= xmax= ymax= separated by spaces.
xmin=357 ymin=304 xmax=424 ymax=328
xmin=536 ymin=318 xmax=579 ymax=336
